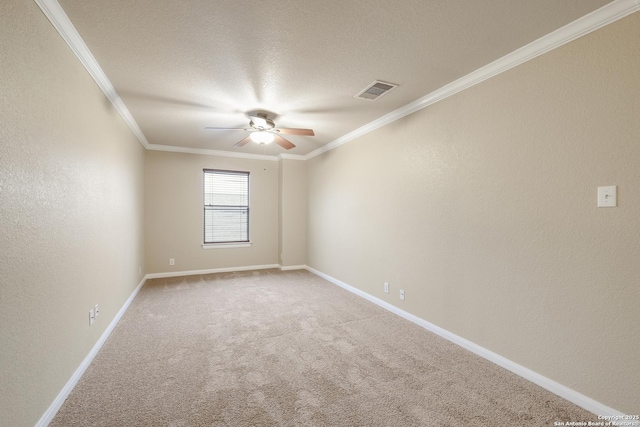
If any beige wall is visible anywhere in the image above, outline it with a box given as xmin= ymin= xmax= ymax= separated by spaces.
xmin=0 ymin=1 xmax=146 ymax=426
xmin=2 ymin=0 xmax=638 ymax=424
xmin=144 ymin=151 xmax=279 ymax=273
xmin=307 ymin=13 xmax=640 ymax=413
xmin=280 ymin=159 xmax=307 ymax=267
xmin=278 ymin=159 xmax=284 ymax=263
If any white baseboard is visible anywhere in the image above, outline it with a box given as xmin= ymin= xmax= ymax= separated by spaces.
xmin=35 ymin=264 xmax=279 ymax=425
xmin=145 ymin=264 xmax=280 ymax=279
xmin=279 ymin=264 xmax=307 ymax=271
xmin=36 ymin=275 xmax=147 ymax=427
xmin=305 ymin=266 xmax=631 ymax=419
xmin=35 ymin=265 xmax=634 ymax=425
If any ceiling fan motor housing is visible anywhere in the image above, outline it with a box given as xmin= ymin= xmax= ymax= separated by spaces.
xmin=250 ymin=113 xmax=275 ymax=130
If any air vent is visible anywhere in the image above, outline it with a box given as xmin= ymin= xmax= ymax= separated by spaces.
xmin=355 ymin=80 xmax=398 ymax=101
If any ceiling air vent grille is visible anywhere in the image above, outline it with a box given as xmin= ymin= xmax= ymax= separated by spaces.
xmin=355 ymin=80 xmax=398 ymax=101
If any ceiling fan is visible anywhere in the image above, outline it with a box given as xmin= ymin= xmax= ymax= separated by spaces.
xmin=205 ymin=113 xmax=314 ymax=150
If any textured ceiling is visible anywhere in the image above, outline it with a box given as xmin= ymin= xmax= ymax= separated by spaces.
xmin=57 ymin=0 xmax=611 ymax=156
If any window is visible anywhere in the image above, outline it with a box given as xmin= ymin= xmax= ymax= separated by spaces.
xmin=203 ymin=169 xmax=249 ymax=244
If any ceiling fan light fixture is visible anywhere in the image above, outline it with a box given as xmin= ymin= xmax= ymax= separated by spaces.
xmin=250 ymin=131 xmax=274 ymax=144
xmin=206 ymin=113 xmax=310 ymax=150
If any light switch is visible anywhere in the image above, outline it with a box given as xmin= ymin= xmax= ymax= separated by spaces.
xmin=597 ymin=186 xmax=617 ymax=207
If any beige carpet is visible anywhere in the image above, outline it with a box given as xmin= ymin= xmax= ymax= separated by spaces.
xmin=51 ymin=269 xmax=598 ymax=426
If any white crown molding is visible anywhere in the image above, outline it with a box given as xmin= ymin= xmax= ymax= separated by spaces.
xmin=36 ymin=0 xmax=638 ymax=160
xmin=34 ymin=0 xmax=150 ymax=149
xmin=278 ymin=153 xmax=307 ymax=161
xmin=146 ymin=143 xmax=279 ymax=161
xmin=305 ymin=0 xmax=640 ymax=160
xmin=304 ymin=266 xmax=633 ymax=418
xmin=36 ymin=275 xmax=147 ymax=427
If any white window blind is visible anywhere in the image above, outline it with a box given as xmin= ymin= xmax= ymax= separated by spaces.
xmin=203 ymin=169 xmax=249 ymax=244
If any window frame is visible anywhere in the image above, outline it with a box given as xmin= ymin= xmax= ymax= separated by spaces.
xmin=202 ymin=169 xmax=251 ymax=248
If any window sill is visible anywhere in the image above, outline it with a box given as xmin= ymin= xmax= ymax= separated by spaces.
xmin=202 ymin=242 xmax=252 ymax=250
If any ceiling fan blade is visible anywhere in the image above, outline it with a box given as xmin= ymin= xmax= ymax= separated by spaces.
xmin=275 ymin=128 xmax=315 ymax=136
xmin=205 ymin=127 xmax=249 ymax=131
xmin=273 ymin=134 xmax=295 ymax=150
xmin=233 ymin=136 xmax=252 ymax=148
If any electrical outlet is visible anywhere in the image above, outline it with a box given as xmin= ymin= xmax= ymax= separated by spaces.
xmin=94 ymin=304 xmax=99 ymax=318
xmin=384 ymin=282 xmax=389 ymax=294
xmin=89 ymin=308 xmax=95 ymax=326
xmin=400 ymin=289 xmax=405 ymax=301
xmin=169 ymin=258 xmax=175 ymax=266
